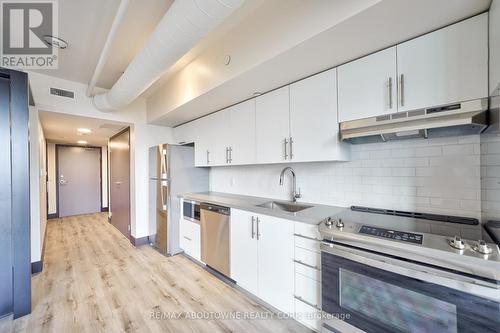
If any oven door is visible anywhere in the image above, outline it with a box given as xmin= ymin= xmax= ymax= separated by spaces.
xmin=321 ymin=241 xmax=500 ymax=333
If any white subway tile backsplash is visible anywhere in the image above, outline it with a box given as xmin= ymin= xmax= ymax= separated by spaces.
xmin=442 ymin=144 xmax=475 ymax=156
xmin=210 ymin=135 xmax=487 ymax=221
xmin=415 ymin=146 xmax=442 ymax=157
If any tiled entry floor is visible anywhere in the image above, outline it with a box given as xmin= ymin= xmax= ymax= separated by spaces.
xmin=0 ymin=213 xmax=310 ymax=333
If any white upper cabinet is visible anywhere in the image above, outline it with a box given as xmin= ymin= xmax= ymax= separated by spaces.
xmin=290 ymin=69 xmax=350 ymax=162
xmin=228 ymin=99 xmax=256 ymax=165
xmin=194 ymin=112 xmax=229 ymax=167
xmin=338 ymin=47 xmax=397 ymax=122
xmin=194 ymin=116 xmax=212 ymax=167
xmin=396 ymin=13 xmax=488 ymax=112
xmin=256 ymin=86 xmax=290 ymax=164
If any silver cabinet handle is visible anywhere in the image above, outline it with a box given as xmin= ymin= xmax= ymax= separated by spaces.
xmin=294 ymin=295 xmax=321 ymax=311
xmin=289 ymin=137 xmax=294 ymax=160
xmin=283 ymin=138 xmax=288 ymax=160
xmin=206 ymin=150 xmax=210 ymax=165
xmin=293 ymin=259 xmax=320 ymax=271
xmin=256 ymin=217 xmax=261 ymax=240
xmin=251 ymin=216 xmax=256 ymax=239
xmin=387 ymin=77 xmax=393 ymax=109
xmin=183 ymin=236 xmax=192 ymax=241
xmin=293 ymin=233 xmax=321 ymax=242
xmin=399 ymin=74 xmax=405 ymax=107
xmin=228 ymin=147 xmax=232 ymax=163
xmin=225 ymin=147 xmax=229 ymax=164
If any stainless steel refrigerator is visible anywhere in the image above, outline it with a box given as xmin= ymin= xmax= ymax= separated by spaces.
xmin=149 ymin=144 xmax=209 ymax=255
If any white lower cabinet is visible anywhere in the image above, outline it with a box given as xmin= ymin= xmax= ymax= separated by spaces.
xmin=294 ymin=222 xmax=322 ymax=332
xmin=230 ymin=209 xmax=294 ymax=314
xmin=179 ymin=218 xmax=201 ymax=261
xmin=230 ymin=209 xmax=259 ymax=295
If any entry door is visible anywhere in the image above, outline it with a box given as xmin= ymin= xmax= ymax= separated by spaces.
xmin=109 ymin=129 xmax=130 ymax=238
xmin=58 ymin=146 xmax=101 ymax=217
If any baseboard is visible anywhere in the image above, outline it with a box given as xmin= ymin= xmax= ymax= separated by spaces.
xmin=101 ymin=207 xmax=109 ymax=212
xmin=47 ymin=213 xmax=58 ymax=219
xmin=31 ymin=261 xmax=43 ymax=274
xmin=130 ymin=235 xmax=150 ymax=247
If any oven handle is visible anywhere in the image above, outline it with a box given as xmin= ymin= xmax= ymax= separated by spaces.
xmin=321 ymin=241 xmax=500 ymax=301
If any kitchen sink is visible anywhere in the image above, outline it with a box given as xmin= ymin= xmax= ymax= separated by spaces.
xmin=257 ymin=201 xmax=313 ymax=213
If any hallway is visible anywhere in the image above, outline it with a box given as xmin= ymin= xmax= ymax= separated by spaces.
xmin=0 ymin=213 xmax=309 ymax=333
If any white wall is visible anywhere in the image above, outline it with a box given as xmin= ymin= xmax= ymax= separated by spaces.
xmin=210 ymin=135 xmax=482 ymax=220
xmin=28 ymin=71 xmax=173 ymax=240
xmin=29 ymin=107 xmax=47 ymax=264
xmin=491 ymin=0 xmax=500 ymax=96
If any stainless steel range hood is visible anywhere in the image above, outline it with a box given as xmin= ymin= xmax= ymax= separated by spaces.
xmin=340 ymin=98 xmax=489 ymax=144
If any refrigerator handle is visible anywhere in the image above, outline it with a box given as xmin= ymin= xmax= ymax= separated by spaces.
xmin=160 ymin=148 xmax=168 ymax=179
xmin=160 ymin=180 xmax=168 ymax=211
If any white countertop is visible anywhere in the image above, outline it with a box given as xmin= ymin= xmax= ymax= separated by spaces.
xmin=179 ymin=191 xmax=346 ymax=225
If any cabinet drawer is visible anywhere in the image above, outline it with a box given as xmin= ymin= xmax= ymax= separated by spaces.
xmin=294 ymin=222 xmax=321 ymax=240
xmin=295 ymin=260 xmax=321 ymax=282
xmin=179 ymin=219 xmax=201 ymax=261
xmin=294 ymin=296 xmax=321 ymax=332
xmin=295 ymin=247 xmax=320 ymax=269
xmin=295 ymin=273 xmax=321 ymax=308
xmin=295 ymin=234 xmax=320 ymax=253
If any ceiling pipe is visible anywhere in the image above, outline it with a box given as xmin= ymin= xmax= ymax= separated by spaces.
xmin=86 ymin=0 xmax=130 ymax=97
xmin=93 ymin=0 xmax=245 ymax=112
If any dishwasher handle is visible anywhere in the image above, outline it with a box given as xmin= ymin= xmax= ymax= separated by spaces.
xmin=200 ymin=203 xmax=230 ymax=216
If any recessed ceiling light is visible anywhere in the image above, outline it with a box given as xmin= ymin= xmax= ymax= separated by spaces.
xmin=77 ymin=140 xmax=88 ymax=145
xmin=77 ymin=128 xmax=91 ymax=134
xmin=43 ymin=35 xmax=68 ymax=49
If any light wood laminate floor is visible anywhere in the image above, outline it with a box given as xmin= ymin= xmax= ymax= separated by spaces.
xmin=0 ymin=213 xmax=310 ymax=333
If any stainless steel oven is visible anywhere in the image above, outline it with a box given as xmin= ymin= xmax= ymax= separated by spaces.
xmin=183 ymin=200 xmax=200 ymax=223
xmin=318 ymin=207 xmax=500 ymax=333
xmin=321 ymin=241 xmax=500 ymax=333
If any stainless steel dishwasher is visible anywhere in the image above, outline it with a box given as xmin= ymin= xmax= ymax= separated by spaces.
xmin=200 ymin=203 xmax=230 ymax=276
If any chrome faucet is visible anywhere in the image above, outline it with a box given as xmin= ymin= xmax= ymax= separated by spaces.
xmin=279 ymin=167 xmax=301 ymax=202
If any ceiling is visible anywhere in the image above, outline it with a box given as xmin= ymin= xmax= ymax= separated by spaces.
xmin=32 ymin=0 xmax=173 ymax=89
xmin=40 ymin=111 xmax=129 ymax=146
xmin=146 ymin=0 xmax=492 ymax=126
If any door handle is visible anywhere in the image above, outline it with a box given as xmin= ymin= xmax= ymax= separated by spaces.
xmin=59 ymin=179 xmax=68 ymax=185
xmin=387 ymin=77 xmax=393 ymax=109
xmin=228 ymin=147 xmax=232 ymax=163
xmin=256 ymin=217 xmax=261 ymax=240
xmin=251 ymin=216 xmax=256 ymax=239
xmin=225 ymin=147 xmax=229 ymax=164
xmin=206 ymin=150 xmax=210 ymax=165
xmin=283 ymin=138 xmax=288 ymax=160
xmin=399 ymin=74 xmax=405 ymax=107
xmin=289 ymin=137 xmax=293 ymax=160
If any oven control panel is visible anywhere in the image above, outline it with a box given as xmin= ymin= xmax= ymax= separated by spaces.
xmin=359 ymin=225 xmax=423 ymax=244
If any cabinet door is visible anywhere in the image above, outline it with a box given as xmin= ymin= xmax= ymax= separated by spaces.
xmin=256 ymin=86 xmax=290 ymax=164
xmin=290 ymin=69 xmax=349 ymax=162
xmin=208 ymin=111 xmax=230 ymax=166
xmin=194 ymin=116 xmax=211 ymax=167
xmin=230 ymin=209 xmax=259 ymax=295
xmin=338 ymin=47 xmax=397 ymax=122
xmin=397 ymin=13 xmax=488 ymax=112
xmin=257 ymin=215 xmax=294 ymax=314
xmin=194 ymin=112 xmax=229 ymax=167
xmin=228 ymin=99 xmax=256 ymax=165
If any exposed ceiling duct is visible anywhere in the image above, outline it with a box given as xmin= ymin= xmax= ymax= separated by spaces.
xmin=93 ymin=0 xmax=244 ymax=112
